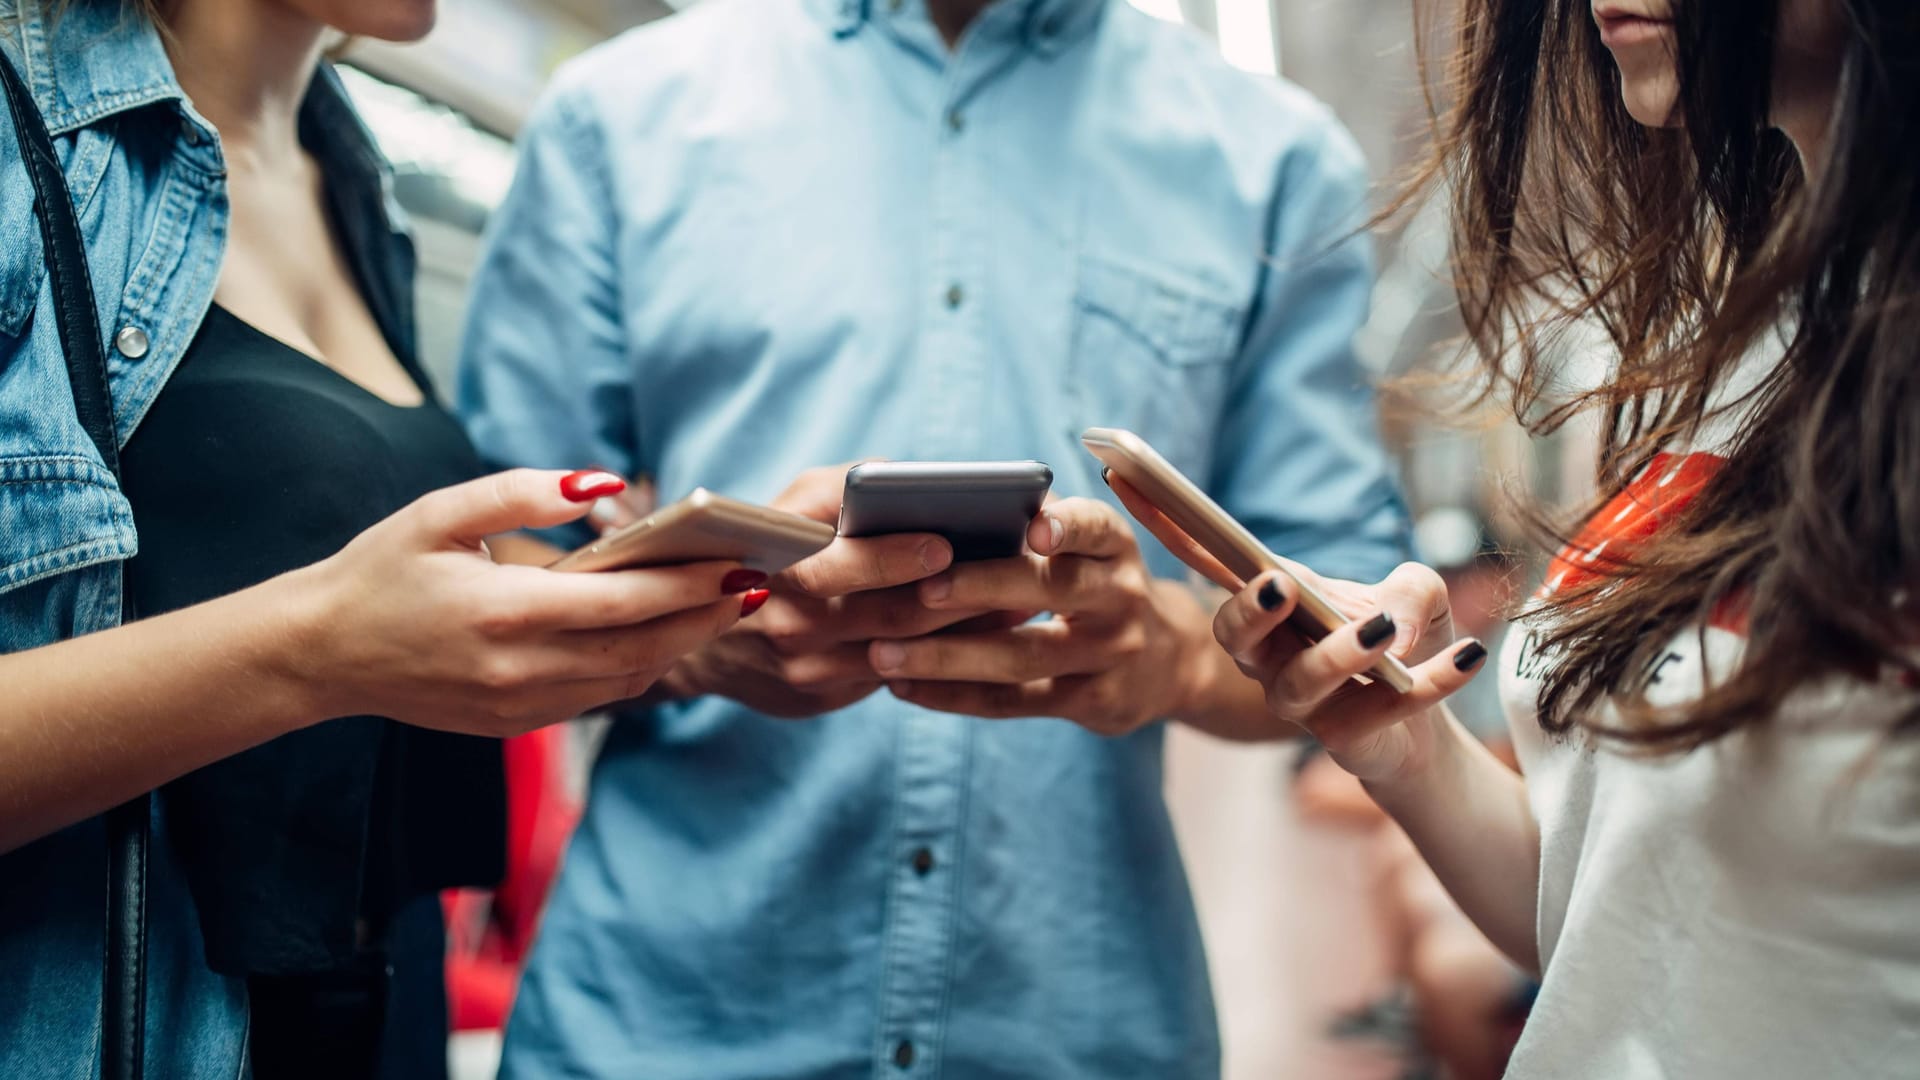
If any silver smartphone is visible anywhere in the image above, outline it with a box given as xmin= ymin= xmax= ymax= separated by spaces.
xmin=837 ymin=461 xmax=1054 ymax=561
xmin=549 ymin=488 xmax=836 ymax=574
xmin=1081 ymin=427 xmax=1413 ymax=693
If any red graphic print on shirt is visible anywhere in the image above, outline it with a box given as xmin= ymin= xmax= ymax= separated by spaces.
xmin=1541 ymin=451 xmax=1748 ymax=636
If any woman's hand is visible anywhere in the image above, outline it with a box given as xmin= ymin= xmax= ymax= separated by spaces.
xmin=287 ymin=468 xmax=761 ymax=736
xmin=1100 ymin=470 xmax=1487 ymax=774
xmin=1213 ymin=561 xmax=1488 ymax=784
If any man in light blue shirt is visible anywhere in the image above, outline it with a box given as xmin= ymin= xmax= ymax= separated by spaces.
xmin=457 ymin=0 xmax=1411 ymax=1073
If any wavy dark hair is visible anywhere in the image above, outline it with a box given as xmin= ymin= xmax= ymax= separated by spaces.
xmin=1412 ymin=0 xmax=1919 ymax=748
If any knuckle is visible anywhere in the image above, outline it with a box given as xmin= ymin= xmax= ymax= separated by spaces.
xmin=474 ymin=654 xmax=527 ymax=693
xmin=784 ymin=560 xmax=827 ymax=597
xmin=470 ymin=596 xmax=530 ymax=639
xmin=480 ymin=700 xmax=526 ymax=733
xmin=1266 ymin=670 xmax=1313 ymax=716
xmin=762 ymin=619 xmax=813 ymax=655
xmin=778 ymin=655 xmax=824 ymax=691
xmin=1014 ymin=636 xmax=1050 ymax=680
xmin=872 ymin=598 xmax=921 ymax=636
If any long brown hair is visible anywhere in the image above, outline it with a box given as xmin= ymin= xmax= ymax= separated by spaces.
xmin=1415 ymin=0 xmax=1919 ymax=748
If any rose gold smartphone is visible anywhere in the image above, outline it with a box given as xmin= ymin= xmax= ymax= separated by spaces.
xmin=1080 ymin=427 xmax=1413 ymax=693
xmin=548 ymin=488 xmax=836 ymax=574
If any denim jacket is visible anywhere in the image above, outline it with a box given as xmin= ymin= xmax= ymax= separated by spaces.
xmin=0 ymin=4 xmax=416 ymax=1075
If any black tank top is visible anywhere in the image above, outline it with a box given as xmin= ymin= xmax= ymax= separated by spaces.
xmin=119 ymin=305 xmax=505 ymax=1074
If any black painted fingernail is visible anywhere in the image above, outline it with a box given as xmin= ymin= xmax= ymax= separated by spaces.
xmin=1258 ymin=578 xmax=1286 ymax=610
xmin=1357 ymin=612 xmax=1396 ymax=649
xmin=1101 ymin=466 xmax=1113 ymax=485
xmin=1453 ymin=640 xmax=1488 ymax=672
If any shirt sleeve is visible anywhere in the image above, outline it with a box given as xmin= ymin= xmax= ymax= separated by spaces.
xmin=1208 ymin=115 xmax=1414 ymax=585
xmin=456 ymin=83 xmax=637 ymax=482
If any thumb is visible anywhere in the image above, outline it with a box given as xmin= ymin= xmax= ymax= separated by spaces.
xmin=1371 ymin=561 xmax=1454 ymax=663
xmin=412 ymin=469 xmax=606 ymax=548
xmin=775 ymin=460 xmax=882 ymax=524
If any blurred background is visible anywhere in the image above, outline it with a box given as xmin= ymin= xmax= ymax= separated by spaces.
xmin=333 ymin=1 xmax=1598 ymax=1076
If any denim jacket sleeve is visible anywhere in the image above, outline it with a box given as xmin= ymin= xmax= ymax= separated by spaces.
xmin=0 ymin=52 xmax=139 ymax=653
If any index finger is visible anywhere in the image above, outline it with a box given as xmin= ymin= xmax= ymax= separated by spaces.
xmin=512 ymin=558 xmax=745 ymax=630
xmin=1103 ymin=473 xmax=1242 ymax=591
xmin=780 ymin=533 xmax=954 ymax=599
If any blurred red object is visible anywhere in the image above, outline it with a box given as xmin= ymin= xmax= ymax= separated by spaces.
xmin=443 ymin=725 xmax=582 ymax=1032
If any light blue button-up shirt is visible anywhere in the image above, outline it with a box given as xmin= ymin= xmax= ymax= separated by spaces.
xmin=458 ymin=0 xmax=1410 ymax=1074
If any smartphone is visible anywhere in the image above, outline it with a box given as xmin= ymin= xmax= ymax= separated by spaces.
xmin=548 ymin=488 xmax=836 ymax=574
xmin=838 ymin=461 xmax=1054 ymax=561
xmin=1080 ymin=427 xmax=1414 ymax=693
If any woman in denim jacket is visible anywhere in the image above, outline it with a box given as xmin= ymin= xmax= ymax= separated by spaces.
xmin=0 ymin=1 xmax=760 ymax=1075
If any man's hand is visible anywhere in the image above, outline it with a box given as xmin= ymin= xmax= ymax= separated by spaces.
xmin=658 ymin=465 xmax=986 ymax=717
xmin=868 ymin=498 xmax=1221 ymax=736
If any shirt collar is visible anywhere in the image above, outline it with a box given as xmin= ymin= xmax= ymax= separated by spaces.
xmin=4 ymin=0 xmax=181 ymax=135
xmin=5 ymin=3 xmax=396 ymax=193
xmin=804 ymin=0 xmax=1107 ymax=56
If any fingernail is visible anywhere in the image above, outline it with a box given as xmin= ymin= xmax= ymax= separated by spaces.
xmin=721 ymin=569 xmax=769 ymax=594
xmin=922 ymin=576 xmax=953 ymax=604
xmin=560 ymin=469 xmax=626 ymax=503
xmin=872 ymin=641 xmax=907 ymax=672
xmin=1045 ymin=513 xmax=1064 ymax=551
xmin=1357 ymin=612 xmax=1396 ymax=650
xmin=1258 ymin=578 xmax=1287 ymax=611
xmin=1453 ymin=640 xmax=1488 ymax=672
xmin=1100 ymin=466 xmax=1112 ymax=485
xmin=739 ymin=588 xmax=772 ymax=617
xmin=920 ymin=539 xmax=952 ymax=572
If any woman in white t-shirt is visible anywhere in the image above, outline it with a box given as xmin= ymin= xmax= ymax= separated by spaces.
xmin=1126 ymin=0 xmax=1920 ymax=1074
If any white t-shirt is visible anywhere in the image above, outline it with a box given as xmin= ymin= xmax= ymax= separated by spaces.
xmin=1497 ymin=358 xmax=1920 ymax=1077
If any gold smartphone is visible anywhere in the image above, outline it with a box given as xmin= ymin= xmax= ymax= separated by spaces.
xmin=1080 ymin=427 xmax=1414 ymax=693
xmin=548 ymin=488 xmax=836 ymax=574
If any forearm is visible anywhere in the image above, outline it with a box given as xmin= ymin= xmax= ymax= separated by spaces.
xmin=1365 ymin=710 xmax=1541 ymax=971
xmin=0 ymin=571 xmax=326 ymax=853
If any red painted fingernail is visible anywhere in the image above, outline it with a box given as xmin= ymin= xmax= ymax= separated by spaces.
xmin=560 ymin=470 xmax=626 ymax=502
xmin=739 ymin=588 xmax=772 ymax=617
xmin=721 ymin=569 xmax=769 ymax=594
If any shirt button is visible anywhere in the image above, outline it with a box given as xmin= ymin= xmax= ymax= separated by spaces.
xmin=945 ymin=108 xmax=965 ymax=134
xmin=944 ymin=283 xmax=965 ymax=309
xmin=911 ymin=848 xmax=935 ymax=875
xmin=893 ymin=1040 xmax=915 ymax=1069
xmin=114 ymin=325 xmax=150 ymax=360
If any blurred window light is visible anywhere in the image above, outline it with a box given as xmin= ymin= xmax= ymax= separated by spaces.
xmin=335 ymin=64 xmax=518 ymax=229
xmin=1214 ymin=0 xmax=1277 ymax=76
xmin=1126 ymin=0 xmax=1186 ymax=24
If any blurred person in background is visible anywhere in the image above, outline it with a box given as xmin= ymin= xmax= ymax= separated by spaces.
xmin=456 ymin=0 xmax=1412 ymax=1072
xmin=1168 ymin=0 xmax=1920 ymax=1075
xmin=1292 ymin=511 xmax=1527 ymax=1079
xmin=0 ymin=1 xmax=757 ymax=1077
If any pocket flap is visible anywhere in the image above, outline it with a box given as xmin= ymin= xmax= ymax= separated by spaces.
xmin=1074 ymin=252 xmax=1245 ymax=367
xmin=0 ymin=455 xmax=137 ymax=593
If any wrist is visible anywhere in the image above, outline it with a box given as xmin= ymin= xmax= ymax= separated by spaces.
xmin=1361 ymin=705 xmax=1469 ymax=811
xmin=259 ymin=564 xmax=350 ymax=728
xmin=1156 ymin=581 xmax=1227 ymax=722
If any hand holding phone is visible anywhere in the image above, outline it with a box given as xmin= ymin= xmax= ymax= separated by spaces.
xmin=1080 ymin=427 xmax=1414 ymax=693
xmin=648 ymin=464 xmax=989 ymax=719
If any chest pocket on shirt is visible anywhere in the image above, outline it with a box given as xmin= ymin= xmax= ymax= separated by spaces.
xmin=1067 ymin=251 xmax=1244 ymax=475
xmin=0 ymin=455 xmax=137 ymax=650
